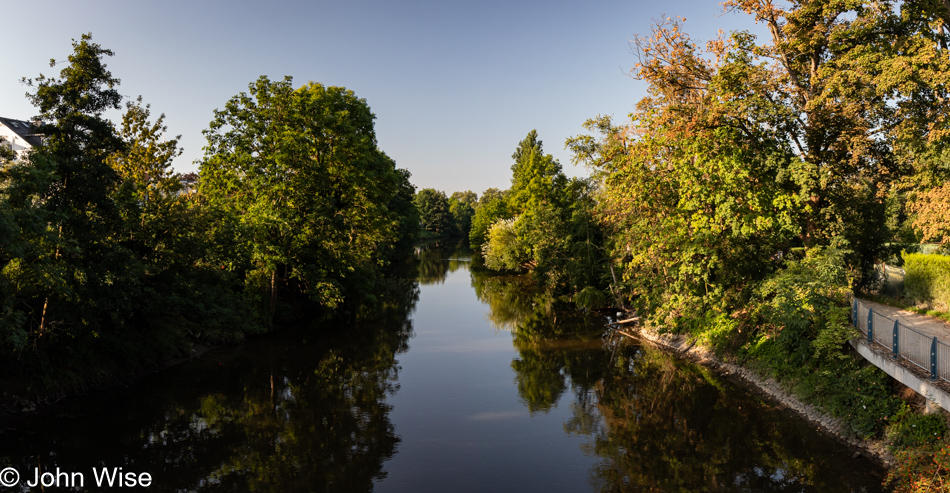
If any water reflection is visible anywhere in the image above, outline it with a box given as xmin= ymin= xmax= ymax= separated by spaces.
xmin=0 ymin=278 xmax=418 ymax=492
xmin=0 ymin=248 xmax=886 ymax=492
xmin=412 ymin=240 xmax=470 ymax=285
xmin=470 ymin=270 xmax=885 ymax=492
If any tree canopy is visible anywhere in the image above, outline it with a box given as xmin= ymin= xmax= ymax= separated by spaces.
xmin=0 ymin=37 xmax=421 ymax=399
xmin=200 ymin=76 xmax=417 ymax=310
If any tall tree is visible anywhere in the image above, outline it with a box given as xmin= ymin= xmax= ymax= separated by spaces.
xmin=200 ymin=76 xmax=411 ymax=312
xmin=715 ymin=1 xmax=950 ymax=273
xmin=449 ymin=190 xmax=477 ymax=208
xmin=508 ymin=130 xmax=567 ymax=212
xmin=448 ymin=194 xmax=475 ymax=237
xmin=478 ymin=187 xmax=507 ymax=208
xmin=577 ymin=1 xmax=950 ymax=311
xmin=8 ymin=33 xmax=128 ymax=342
xmin=413 ymin=188 xmax=452 ymax=235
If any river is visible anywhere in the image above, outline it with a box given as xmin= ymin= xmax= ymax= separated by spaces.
xmin=0 ymin=244 xmax=887 ymax=491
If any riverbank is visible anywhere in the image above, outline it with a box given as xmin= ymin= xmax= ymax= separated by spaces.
xmin=617 ymin=323 xmax=897 ymax=468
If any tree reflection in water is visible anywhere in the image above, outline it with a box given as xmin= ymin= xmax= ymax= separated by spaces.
xmin=0 ymin=278 xmax=419 ymax=492
xmin=0 ymin=251 xmax=885 ymax=492
xmin=470 ymin=271 xmax=885 ymax=492
xmin=412 ymin=240 xmax=471 ymax=285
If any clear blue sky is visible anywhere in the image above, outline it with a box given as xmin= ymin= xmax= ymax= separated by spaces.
xmin=1 ymin=0 xmax=762 ymax=195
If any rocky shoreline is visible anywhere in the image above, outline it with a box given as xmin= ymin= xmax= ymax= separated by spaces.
xmin=618 ymin=325 xmax=896 ymax=468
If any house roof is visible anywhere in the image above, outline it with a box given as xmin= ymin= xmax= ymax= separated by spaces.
xmin=0 ymin=117 xmax=43 ymax=148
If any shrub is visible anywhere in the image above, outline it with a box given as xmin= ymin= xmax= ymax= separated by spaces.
xmin=888 ymin=443 xmax=950 ymax=493
xmin=482 ymin=217 xmax=527 ymax=271
xmin=903 ymin=252 xmax=950 ymax=311
xmin=886 ymin=405 xmax=948 ymax=449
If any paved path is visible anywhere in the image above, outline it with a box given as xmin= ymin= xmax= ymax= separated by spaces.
xmin=858 ymin=298 xmax=950 ymax=342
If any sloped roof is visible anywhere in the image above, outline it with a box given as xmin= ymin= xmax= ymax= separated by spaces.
xmin=0 ymin=117 xmax=43 ymax=148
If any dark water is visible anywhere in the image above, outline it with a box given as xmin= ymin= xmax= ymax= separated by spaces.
xmin=0 ymin=245 xmax=887 ymax=492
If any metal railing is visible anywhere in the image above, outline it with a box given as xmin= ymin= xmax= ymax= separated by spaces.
xmin=852 ymin=298 xmax=950 ymax=382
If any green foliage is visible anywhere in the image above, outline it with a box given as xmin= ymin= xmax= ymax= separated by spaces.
xmin=888 ymin=441 xmax=950 ymax=493
xmin=755 ymin=247 xmax=853 ymax=336
xmin=0 ymin=39 xmax=417 ymax=399
xmin=508 ymin=130 xmax=567 ymax=212
xmin=573 ymin=285 xmax=608 ymax=310
xmin=478 ymin=187 xmax=506 ymax=208
xmin=449 ymin=190 xmax=477 ymax=208
xmin=573 ymin=115 xmax=801 ymax=326
xmin=886 ymin=405 xmax=948 ymax=449
xmin=660 ymin=246 xmax=908 ymax=439
xmin=413 ymin=188 xmax=452 ymax=235
xmin=0 ymin=137 xmax=13 ymax=162
xmin=469 ymin=193 xmax=509 ymax=249
xmin=384 ymin=168 xmax=420 ymax=262
xmin=903 ymin=252 xmax=950 ymax=311
xmin=729 ymin=248 xmax=907 ymax=438
xmin=746 ymin=247 xmax=854 ymax=365
xmin=479 ymin=131 xmax=609 ymax=303
xmin=200 ymin=76 xmax=413 ymax=311
xmin=685 ymin=311 xmax=742 ymax=355
xmin=2 ymin=33 xmax=135 ymax=352
xmin=447 ymin=195 xmax=475 ymax=236
xmin=582 ymin=0 xmax=950 ymax=312
xmin=482 ymin=218 xmax=526 ymax=271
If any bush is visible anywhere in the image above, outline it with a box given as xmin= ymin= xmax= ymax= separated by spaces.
xmin=482 ymin=217 xmax=527 ymax=271
xmin=903 ymin=252 xmax=950 ymax=311
xmin=886 ymin=405 xmax=948 ymax=448
xmin=888 ymin=443 xmax=950 ymax=493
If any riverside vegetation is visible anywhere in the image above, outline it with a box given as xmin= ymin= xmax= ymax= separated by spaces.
xmin=3 ymin=1 xmax=950 ymax=489
xmin=411 ymin=2 xmax=950 ymax=491
xmin=0 ymin=35 xmax=419 ymax=403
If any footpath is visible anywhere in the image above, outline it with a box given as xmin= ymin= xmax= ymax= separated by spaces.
xmin=857 ymin=298 xmax=950 ymax=341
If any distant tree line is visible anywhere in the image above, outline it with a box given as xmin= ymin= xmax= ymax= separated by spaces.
xmin=0 ymin=34 xmax=419 ymax=396
xmin=412 ymin=188 xmax=476 ymax=239
xmin=420 ymin=130 xmax=610 ymax=308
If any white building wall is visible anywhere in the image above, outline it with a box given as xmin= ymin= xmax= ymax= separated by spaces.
xmin=0 ymin=121 xmax=35 ymax=160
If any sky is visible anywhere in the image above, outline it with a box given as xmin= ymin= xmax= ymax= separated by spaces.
xmin=0 ymin=0 xmax=764 ymax=195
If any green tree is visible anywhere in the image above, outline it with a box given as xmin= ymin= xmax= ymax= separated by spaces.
xmin=200 ymin=76 xmax=412 ymax=314
xmin=478 ymin=187 xmax=506 ymax=208
xmin=107 ymin=97 xmax=255 ymax=342
xmin=469 ymin=192 xmax=510 ymax=250
xmin=413 ymin=188 xmax=452 ymax=235
xmin=0 ymin=137 xmax=13 ymax=163
xmin=9 ymin=33 xmax=128 ymax=342
xmin=715 ymin=1 xmax=950 ymax=278
xmin=569 ymin=1 xmax=950 ymax=320
xmin=448 ymin=196 xmax=475 ymax=237
xmin=508 ymin=130 xmax=567 ymax=212
xmin=449 ymin=190 xmax=477 ymax=209
xmin=481 ymin=131 xmax=608 ymax=301
xmin=384 ymin=168 xmax=421 ymax=261
xmin=482 ymin=218 xmax=527 ymax=271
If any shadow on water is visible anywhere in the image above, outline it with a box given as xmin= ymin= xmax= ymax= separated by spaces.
xmin=0 ymin=278 xmax=419 ymax=492
xmin=469 ymin=265 xmax=888 ymax=492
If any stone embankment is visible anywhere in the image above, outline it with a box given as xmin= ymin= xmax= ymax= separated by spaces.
xmin=619 ymin=325 xmax=895 ymax=467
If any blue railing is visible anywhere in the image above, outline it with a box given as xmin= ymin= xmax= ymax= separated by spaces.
xmin=852 ymin=298 xmax=950 ymax=382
